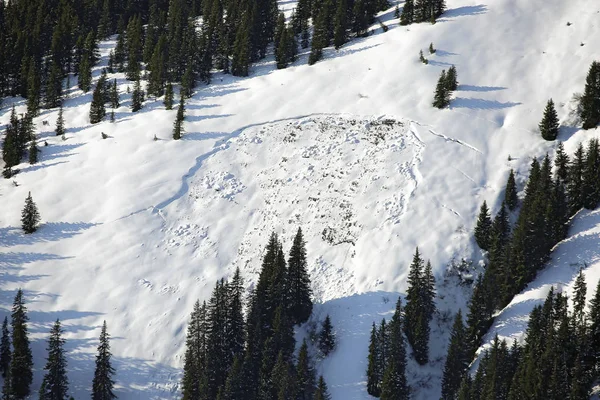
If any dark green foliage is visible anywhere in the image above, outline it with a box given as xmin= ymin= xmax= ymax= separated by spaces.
xmin=173 ymin=95 xmax=185 ymax=140
xmin=21 ymin=192 xmax=40 ymax=234
xmin=419 ymin=50 xmax=428 ymax=64
xmin=309 ymin=6 xmax=328 ymax=65
xmin=380 ymin=299 xmax=409 ymax=400
xmin=90 ymin=81 xmax=107 ymax=123
xmin=404 ymin=248 xmax=435 ymax=365
xmin=366 ymin=323 xmax=382 ymax=396
xmin=441 ymin=310 xmax=469 ymax=400
xmin=445 ymin=65 xmax=458 ymax=91
xmin=92 ymin=321 xmax=116 ymax=400
xmin=504 ymin=169 xmax=518 ymax=210
xmin=314 ymin=376 xmax=331 ymax=400
xmin=318 ymin=315 xmax=336 ymax=356
xmin=181 ymin=301 xmax=208 ymax=400
xmin=429 ymin=42 xmax=436 ymax=54
xmin=433 ymin=70 xmax=450 ymax=108
xmin=131 ymin=78 xmax=144 ymax=112
xmin=568 ymin=143 xmax=586 ymax=214
xmin=582 ymin=138 xmax=600 ymax=209
xmin=110 ymin=80 xmax=120 ymax=109
xmin=26 ymin=59 xmax=41 ymax=116
xmin=164 ymin=83 xmax=174 ymax=110
xmin=28 ymin=138 xmax=38 ymax=165
xmin=554 ymin=142 xmax=569 ymax=182
xmin=286 ymin=228 xmax=313 ymax=325
xmin=400 ymin=0 xmax=414 ymax=25
xmin=10 ymin=289 xmax=33 ymax=399
xmin=2 ymin=106 xmax=20 ymax=170
xmin=39 ymin=320 xmax=69 ymax=400
xmin=580 ymin=61 xmax=600 ymax=130
xmin=474 ymin=201 xmax=492 ymax=250
xmin=55 ymin=106 xmax=65 ymax=137
xmin=126 ymin=16 xmax=143 ymax=81
xmin=296 ymin=340 xmax=316 ymax=400
xmin=180 ymin=64 xmax=195 ymax=99
xmin=539 ymin=99 xmax=560 ymax=141
xmin=333 ymin=0 xmax=348 ymax=49
xmin=0 ymin=317 xmax=10 ymax=379
xmin=44 ymin=62 xmax=63 ymax=109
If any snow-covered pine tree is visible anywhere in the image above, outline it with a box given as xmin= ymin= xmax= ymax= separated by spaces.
xmin=474 ymin=201 xmax=492 ymax=250
xmin=318 ymin=315 xmax=336 ymax=356
xmin=39 ymin=319 xmax=69 ymax=400
xmin=399 ymin=0 xmax=414 ymax=25
xmin=539 ymin=99 xmax=560 ymax=141
xmin=21 ymin=192 xmax=41 ymax=234
xmin=92 ymin=321 xmax=116 ymax=400
xmin=0 ymin=317 xmax=10 ymax=378
xmin=10 ymin=289 xmax=33 ymax=399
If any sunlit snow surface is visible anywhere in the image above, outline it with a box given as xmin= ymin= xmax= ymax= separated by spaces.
xmin=0 ymin=0 xmax=599 ymax=397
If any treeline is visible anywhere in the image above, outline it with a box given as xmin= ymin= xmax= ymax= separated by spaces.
xmin=365 ymin=248 xmax=436 ymax=399
xmin=448 ymin=271 xmax=600 ymax=400
xmin=468 ymin=138 xmax=600 ymax=356
xmin=0 ymin=289 xmax=116 ymax=400
xmin=181 ymin=228 xmax=335 ymax=400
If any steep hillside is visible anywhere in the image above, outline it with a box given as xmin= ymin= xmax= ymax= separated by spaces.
xmin=0 ymin=0 xmax=599 ymax=398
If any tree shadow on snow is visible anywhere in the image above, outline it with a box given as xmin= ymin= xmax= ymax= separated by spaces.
xmin=451 ymin=98 xmax=521 ymax=110
xmin=442 ymin=4 xmax=487 ymax=19
xmin=19 ymin=160 xmax=70 ymax=174
xmin=458 ymin=85 xmax=507 ymax=92
xmin=0 ymin=222 xmax=99 ymax=247
xmin=182 ymin=131 xmax=230 ymax=142
xmin=37 ymin=142 xmax=84 ymax=162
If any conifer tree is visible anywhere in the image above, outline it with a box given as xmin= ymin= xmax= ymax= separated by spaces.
xmin=404 ymin=248 xmax=431 ymax=365
xmin=131 ymin=78 xmax=144 ymax=112
xmin=126 ymin=16 xmax=143 ymax=81
xmin=44 ymin=62 xmax=63 ymax=109
xmin=180 ymin=64 xmax=195 ymax=99
xmin=380 ymin=299 xmax=409 ymax=400
xmin=26 ymin=59 xmax=41 ymax=116
xmin=441 ymin=310 xmax=468 ymax=400
xmin=309 ymin=6 xmax=328 ymax=65
xmin=296 ymin=340 xmax=316 ymax=400
xmin=333 ymin=0 xmax=348 ymax=49
xmin=78 ymin=51 xmax=92 ymax=92
xmin=572 ymin=269 xmax=587 ymax=330
xmin=366 ymin=323 xmax=382 ymax=397
xmin=10 ymin=289 xmax=33 ymax=399
xmin=55 ymin=106 xmax=65 ymax=136
xmin=314 ymin=376 xmax=331 ymax=400
xmin=582 ymin=138 xmax=600 ymax=210
xmin=110 ymin=80 xmax=119 ymax=109
xmin=29 ymin=139 xmax=38 ymax=165
xmin=231 ymin=16 xmax=251 ymax=77
xmin=474 ymin=201 xmax=492 ymax=250
xmin=318 ymin=315 xmax=336 ymax=356
xmin=554 ymin=142 xmax=570 ymax=183
xmin=433 ymin=70 xmax=450 ymax=109
xmin=21 ymin=192 xmax=41 ymax=234
xmin=92 ymin=321 xmax=116 ymax=400
xmin=90 ymin=82 xmax=107 ymax=124
xmin=445 ymin=65 xmax=458 ymax=91
xmin=588 ymin=279 xmax=600 ymax=368
xmin=164 ymin=83 xmax=174 ymax=110
xmin=539 ymin=99 xmax=560 ymax=141
xmin=399 ymin=0 xmax=414 ymax=25
xmin=2 ymin=107 xmax=20 ymax=174
xmin=429 ymin=42 xmax=436 ymax=54
xmin=39 ymin=320 xmax=69 ymax=400
xmin=580 ymin=61 xmax=600 ymax=130
xmin=173 ymin=95 xmax=185 ymax=140
xmin=568 ymin=143 xmax=586 ymax=214
xmin=0 ymin=317 xmax=10 ymax=378
xmin=148 ymin=35 xmax=168 ymax=97
xmin=286 ymin=228 xmax=313 ymax=325
xmin=504 ymin=170 xmax=518 ymax=210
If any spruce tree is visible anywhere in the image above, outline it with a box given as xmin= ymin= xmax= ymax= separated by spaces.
xmin=318 ymin=315 xmax=336 ymax=356
xmin=164 ymin=83 xmax=174 ymax=110
xmin=366 ymin=323 xmax=381 ymax=397
xmin=0 ymin=317 xmax=10 ymax=378
xmin=92 ymin=321 xmax=116 ymax=400
xmin=333 ymin=0 xmax=348 ymax=50
xmin=286 ymin=227 xmax=313 ymax=325
xmin=10 ymin=289 xmax=33 ymax=399
xmin=173 ymin=95 xmax=185 ymax=140
xmin=28 ymin=138 xmax=38 ymax=165
xmin=296 ymin=340 xmax=316 ymax=400
xmin=21 ymin=192 xmax=41 ymax=234
xmin=554 ymin=142 xmax=570 ymax=182
xmin=441 ymin=310 xmax=468 ymax=400
xmin=588 ymin=279 xmax=600 ymax=368
xmin=445 ymin=65 xmax=458 ymax=91
xmin=433 ymin=70 xmax=450 ymax=109
xmin=580 ymin=61 xmax=600 ymax=130
xmin=39 ymin=320 xmax=69 ymax=400
xmin=90 ymin=82 xmax=107 ymax=123
xmin=568 ymin=143 xmax=586 ymax=214
xmin=404 ymin=248 xmax=431 ymax=365
xmin=110 ymin=80 xmax=119 ymax=109
xmin=26 ymin=59 xmax=41 ymax=116
xmin=380 ymin=299 xmax=409 ymax=400
xmin=314 ymin=376 xmax=331 ymax=400
xmin=474 ymin=201 xmax=492 ymax=250
xmin=399 ymin=0 xmax=414 ymax=25
xmin=181 ymin=300 xmax=208 ymax=400
xmin=539 ymin=99 xmax=560 ymax=141
xmin=55 ymin=106 xmax=65 ymax=136
xmin=309 ymin=7 xmax=327 ymax=65
xmin=504 ymin=169 xmax=518 ymax=210
xmin=131 ymin=78 xmax=144 ymax=112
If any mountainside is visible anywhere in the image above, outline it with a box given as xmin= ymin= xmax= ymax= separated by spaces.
xmin=0 ymin=0 xmax=599 ymax=398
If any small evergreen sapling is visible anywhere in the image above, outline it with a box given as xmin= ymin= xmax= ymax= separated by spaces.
xmin=539 ymin=99 xmax=560 ymax=141
xmin=429 ymin=42 xmax=436 ymax=54
xmin=433 ymin=70 xmax=450 ymax=109
xmin=21 ymin=192 xmax=41 ymax=234
xmin=419 ymin=50 xmax=428 ymax=64
xmin=318 ymin=315 xmax=336 ymax=356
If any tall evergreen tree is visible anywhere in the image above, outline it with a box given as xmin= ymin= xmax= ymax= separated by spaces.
xmin=55 ymin=105 xmax=65 ymax=136
xmin=314 ymin=376 xmax=331 ymax=400
xmin=539 ymin=99 xmax=560 ymax=141
xmin=308 ymin=6 xmax=328 ymax=65
xmin=404 ymin=248 xmax=431 ymax=365
xmin=380 ymin=299 xmax=409 ymax=400
xmin=173 ymin=94 xmax=186 ymax=140
xmin=399 ymin=0 xmax=414 ymax=25
xmin=131 ymin=78 xmax=144 ymax=112
xmin=21 ymin=192 xmax=41 ymax=234
xmin=504 ymin=169 xmax=518 ymax=211
xmin=110 ymin=80 xmax=120 ymax=109
xmin=433 ymin=70 xmax=450 ymax=109
xmin=580 ymin=61 xmax=600 ymax=130
xmin=445 ymin=65 xmax=458 ymax=91
xmin=164 ymin=82 xmax=174 ymax=110
xmin=39 ymin=320 xmax=69 ymax=400
xmin=333 ymin=0 xmax=348 ymax=49
xmin=92 ymin=321 xmax=116 ymax=400
xmin=286 ymin=228 xmax=313 ymax=325
xmin=10 ymin=289 xmax=33 ymax=400
xmin=28 ymin=138 xmax=39 ymax=165
xmin=318 ymin=315 xmax=336 ymax=356
xmin=296 ymin=340 xmax=316 ymax=400
xmin=90 ymin=82 xmax=107 ymax=124
xmin=366 ymin=322 xmax=382 ymax=397
xmin=181 ymin=300 xmax=208 ymax=400
xmin=441 ymin=310 xmax=469 ymax=400
xmin=474 ymin=201 xmax=492 ymax=250
xmin=0 ymin=317 xmax=10 ymax=378
xmin=554 ymin=142 xmax=570 ymax=183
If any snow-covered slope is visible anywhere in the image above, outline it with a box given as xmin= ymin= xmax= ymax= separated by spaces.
xmin=0 ymin=0 xmax=599 ymax=398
